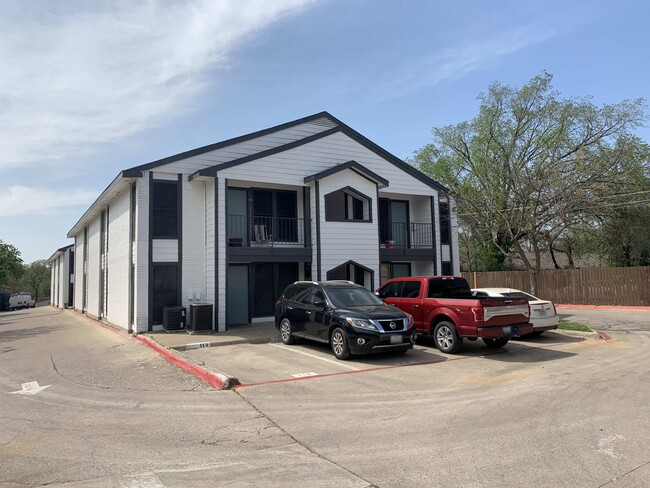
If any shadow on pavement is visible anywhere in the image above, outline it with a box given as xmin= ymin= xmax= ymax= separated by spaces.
xmin=0 ymin=325 xmax=59 ymax=344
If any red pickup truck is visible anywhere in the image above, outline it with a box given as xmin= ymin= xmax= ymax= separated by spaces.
xmin=376 ymin=276 xmax=533 ymax=353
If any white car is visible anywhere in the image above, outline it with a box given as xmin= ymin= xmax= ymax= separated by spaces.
xmin=9 ymin=293 xmax=35 ymax=310
xmin=471 ymin=288 xmax=559 ymax=336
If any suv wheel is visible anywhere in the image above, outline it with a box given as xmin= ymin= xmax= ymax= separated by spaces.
xmin=279 ymin=318 xmax=296 ymax=345
xmin=482 ymin=337 xmax=509 ymax=348
xmin=433 ymin=321 xmax=463 ymax=354
xmin=330 ymin=327 xmax=351 ymax=360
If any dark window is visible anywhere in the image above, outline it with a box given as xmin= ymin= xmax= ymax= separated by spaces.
xmin=392 ymin=263 xmax=411 ymax=278
xmin=501 ymin=292 xmax=537 ymax=301
xmin=378 ymin=281 xmax=402 ymax=299
xmin=401 ymin=281 xmax=421 ymax=298
xmin=439 ymin=201 xmax=450 ymax=244
xmin=441 ymin=261 xmax=452 ymax=276
xmin=152 ymin=181 xmax=178 ymax=238
xmin=293 ymin=286 xmax=313 ymax=304
xmin=427 ymin=278 xmax=471 ymax=299
xmin=325 ymin=188 xmax=370 ymax=222
xmin=252 ymin=189 xmax=297 ymax=242
xmin=152 ymin=264 xmax=178 ymax=324
xmin=326 ymin=287 xmax=383 ymax=308
xmin=309 ymin=289 xmax=326 ymax=306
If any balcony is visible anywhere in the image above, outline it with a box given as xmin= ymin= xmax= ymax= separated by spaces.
xmin=227 ymin=214 xmax=311 ymax=262
xmin=379 ymin=222 xmax=434 ymax=261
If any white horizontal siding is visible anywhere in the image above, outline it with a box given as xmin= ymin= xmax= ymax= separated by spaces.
xmin=152 ymin=172 xmax=178 ymax=181
xmin=86 ymin=216 xmax=101 ymax=317
xmin=218 ymin=132 xmax=436 ymax=196
xmin=182 ymin=179 xmax=206 ymax=310
xmin=134 ymin=178 xmax=149 ymax=332
xmin=152 ymin=239 xmax=178 ymax=262
xmin=149 ymin=118 xmax=336 ymax=174
xmin=106 ymin=187 xmax=130 ymax=329
xmin=205 ymin=178 xmax=215 ymax=313
xmin=318 ymin=171 xmax=379 ymax=287
xmin=74 ymin=235 xmax=84 ymax=311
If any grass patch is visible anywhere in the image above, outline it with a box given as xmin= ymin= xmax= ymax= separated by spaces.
xmin=558 ymin=321 xmax=592 ymax=332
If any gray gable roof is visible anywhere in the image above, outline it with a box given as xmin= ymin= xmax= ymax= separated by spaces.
xmin=123 ymin=111 xmax=447 ymax=193
xmin=304 ymin=160 xmax=389 ymax=188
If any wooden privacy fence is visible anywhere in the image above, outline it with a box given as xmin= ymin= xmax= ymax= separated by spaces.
xmin=461 ymin=266 xmax=650 ymax=306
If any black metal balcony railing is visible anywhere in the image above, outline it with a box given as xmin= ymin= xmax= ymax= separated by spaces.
xmin=379 ymin=222 xmax=433 ymax=249
xmin=227 ymin=214 xmax=308 ymax=247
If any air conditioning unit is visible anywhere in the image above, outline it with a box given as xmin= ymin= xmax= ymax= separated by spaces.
xmin=188 ymin=303 xmax=213 ymax=333
xmin=162 ymin=306 xmax=185 ymax=331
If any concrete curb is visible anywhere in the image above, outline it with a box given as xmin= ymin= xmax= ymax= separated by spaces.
xmin=557 ymin=304 xmax=650 ymax=311
xmin=67 ymin=308 xmax=239 ymax=390
xmin=134 ymin=335 xmax=239 ymax=390
xmin=551 ymin=328 xmax=600 ymax=340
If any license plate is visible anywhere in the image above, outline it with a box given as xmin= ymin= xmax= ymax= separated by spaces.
xmin=502 ymin=326 xmax=516 ymax=335
xmin=390 ymin=334 xmax=403 ymax=344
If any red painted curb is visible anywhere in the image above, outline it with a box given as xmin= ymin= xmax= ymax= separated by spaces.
xmin=557 ymin=304 xmax=650 ymax=311
xmin=134 ymin=336 xmax=228 ymax=390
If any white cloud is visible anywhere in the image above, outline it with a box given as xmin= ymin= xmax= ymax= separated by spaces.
xmin=0 ymin=185 xmax=97 ymax=216
xmin=0 ymin=0 xmax=315 ymax=170
xmin=376 ymin=26 xmax=556 ymax=98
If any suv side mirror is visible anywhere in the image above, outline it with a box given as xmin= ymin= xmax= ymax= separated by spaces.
xmin=313 ymin=300 xmax=327 ymax=309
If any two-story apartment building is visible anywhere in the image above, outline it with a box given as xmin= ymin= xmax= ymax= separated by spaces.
xmin=48 ymin=244 xmax=74 ymax=309
xmin=66 ymin=112 xmax=459 ymax=332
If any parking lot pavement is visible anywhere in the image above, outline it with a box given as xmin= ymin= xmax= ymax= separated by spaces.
xmin=181 ymin=330 xmax=592 ymax=387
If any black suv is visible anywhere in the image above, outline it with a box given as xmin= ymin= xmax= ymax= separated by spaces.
xmin=275 ymin=281 xmax=417 ymax=360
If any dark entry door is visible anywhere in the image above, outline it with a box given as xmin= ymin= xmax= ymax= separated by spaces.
xmin=227 ymin=265 xmax=249 ymax=326
xmin=253 ymin=263 xmax=299 ymax=317
xmin=152 ymin=264 xmax=178 ymax=324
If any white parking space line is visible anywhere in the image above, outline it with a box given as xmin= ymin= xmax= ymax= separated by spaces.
xmin=268 ymin=343 xmax=361 ymax=371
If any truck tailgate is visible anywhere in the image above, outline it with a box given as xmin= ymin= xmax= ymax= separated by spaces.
xmin=481 ymin=298 xmax=529 ymax=326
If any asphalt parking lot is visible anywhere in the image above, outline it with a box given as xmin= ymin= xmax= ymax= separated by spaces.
xmin=181 ymin=326 xmax=591 ymax=387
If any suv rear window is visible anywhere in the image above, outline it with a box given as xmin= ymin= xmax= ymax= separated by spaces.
xmin=428 ymin=279 xmax=472 ymax=298
xmin=501 ymin=292 xmax=536 ymax=301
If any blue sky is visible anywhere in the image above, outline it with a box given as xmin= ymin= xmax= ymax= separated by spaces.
xmin=1 ymin=0 xmax=648 ymax=263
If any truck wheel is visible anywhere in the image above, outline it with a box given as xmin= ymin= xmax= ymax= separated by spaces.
xmin=279 ymin=318 xmax=296 ymax=345
xmin=482 ymin=337 xmax=509 ymax=348
xmin=331 ymin=327 xmax=351 ymax=360
xmin=433 ymin=321 xmax=462 ymax=354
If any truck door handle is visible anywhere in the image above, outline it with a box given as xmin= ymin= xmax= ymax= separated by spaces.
xmin=412 ymin=304 xmax=419 ymax=308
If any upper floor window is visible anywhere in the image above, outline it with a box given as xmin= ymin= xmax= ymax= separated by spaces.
xmin=325 ymin=187 xmax=371 ymax=222
xmin=152 ymin=181 xmax=178 ymax=238
xmin=439 ymin=201 xmax=450 ymax=244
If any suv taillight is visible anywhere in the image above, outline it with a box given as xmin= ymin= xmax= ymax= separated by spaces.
xmin=472 ymin=307 xmax=483 ymax=322
xmin=275 ymin=299 xmax=282 ymax=306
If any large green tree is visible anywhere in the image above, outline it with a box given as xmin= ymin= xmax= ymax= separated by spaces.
xmin=0 ymin=240 xmax=24 ymax=291
xmin=22 ymin=260 xmax=51 ymax=302
xmin=412 ymin=72 xmax=648 ymax=294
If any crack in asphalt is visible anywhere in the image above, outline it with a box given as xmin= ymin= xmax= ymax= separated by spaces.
xmin=598 ymin=459 xmax=650 ymax=487
xmin=234 ymin=389 xmax=379 ymax=488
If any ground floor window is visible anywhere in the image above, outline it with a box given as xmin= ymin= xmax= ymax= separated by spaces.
xmin=380 ymin=262 xmax=412 ymax=284
xmin=253 ymin=263 xmax=299 ymax=317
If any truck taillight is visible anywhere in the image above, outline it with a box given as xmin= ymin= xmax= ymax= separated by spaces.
xmin=472 ymin=307 xmax=483 ymax=322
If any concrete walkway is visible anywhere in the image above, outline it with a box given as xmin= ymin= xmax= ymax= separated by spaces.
xmin=143 ymin=321 xmax=278 ymax=350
